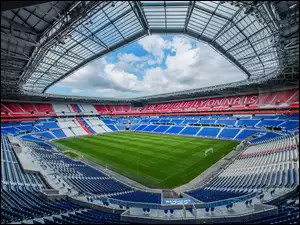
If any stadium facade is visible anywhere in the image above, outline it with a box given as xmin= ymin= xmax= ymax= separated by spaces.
xmin=1 ymin=1 xmax=299 ymax=224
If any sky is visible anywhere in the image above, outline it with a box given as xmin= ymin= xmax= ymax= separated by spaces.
xmin=47 ymin=35 xmax=246 ymax=98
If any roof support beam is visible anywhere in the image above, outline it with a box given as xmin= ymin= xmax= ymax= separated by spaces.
xmin=211 ymin=7 xmax=243 ymax=42
xmin=101 ymin=9 xmax=126 ymax=40
xmin=37 ymin=6 xmax=133 ymax=84
xmin=184 ymin=1 xmax=196 ymax=32
xmin=10 ymin=9 xmax=38 ymax=38
xmin=1 ymin=15 xmax=39 ymax=36
xmin=200 ymin=2 xmax=221 ymax=37
xmin=240 ymin=47 xmax=277 ymax=66
xmin=1 ymin=29 xmax=39 ymax=47
xmin=1 ymin=52 xmax=30 ymax=61
xmin=48 ymin=49 xmax=83 ymax=63
xmin=42 ymin=30 xmax=147 ymax=93
xmin=22 ymin=8 xmax=51 ymax=25
xmin=40 ymin=61 xmax=73 ymax=70
xmin=1 ymin=1 xmax=51 ymax=11
xmin=193 ymin=4 xmax=231 ymax=21
xmin=69 ymin=36 xmax=96 ymax=55
xmin=227 ymin=29 xmax=272 ymax=54
xmin=234 ymin=24 xmax=265 ymax=75
xmin=238 ymin=50 xmax=277 ymax=62
xmin=130 ymin=1 xmax=150 ymax=35
xmin=1 ymin=65 xmax=25 ymax=71
xmin=186 ymin=29 xmax=251 ymax=78
xmin=76 ymin=26 xmax=109 ymax=50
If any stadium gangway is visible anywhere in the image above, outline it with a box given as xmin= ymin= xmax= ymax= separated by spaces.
xmin=93 ymin=191 xmax=258 ymax=210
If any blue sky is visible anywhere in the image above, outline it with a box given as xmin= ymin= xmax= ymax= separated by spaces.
xmin=47 ymin=35 xmax=246 ymax=98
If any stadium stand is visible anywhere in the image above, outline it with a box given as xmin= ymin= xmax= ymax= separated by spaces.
xmin=1 ymin=1 xmax=299 ymax=224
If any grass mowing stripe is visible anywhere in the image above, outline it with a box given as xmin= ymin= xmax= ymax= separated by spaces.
xmin=57 ymin=137 xmax=171 ymax=180
xmin=58 ymin=142 xmax=163 ymax=185
xmin=76 ymin=135 xmax=186 ymax=168
xmin=80 ymin=134 xmax=196 ymax=166
xmin=54 ymin=131 xmax=238 ymax=188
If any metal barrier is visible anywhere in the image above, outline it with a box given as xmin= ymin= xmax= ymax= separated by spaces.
xmin=93 ymin=191 xmax=258 ymax=210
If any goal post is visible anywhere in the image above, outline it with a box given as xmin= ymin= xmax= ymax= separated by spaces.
xmin=205 ymin=147 xmax=214 ymax=157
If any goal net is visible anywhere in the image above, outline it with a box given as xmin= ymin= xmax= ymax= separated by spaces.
xmin=205 ymin=147 xmax=214 ymax=157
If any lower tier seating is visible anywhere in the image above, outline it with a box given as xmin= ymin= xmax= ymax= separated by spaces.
xmin=186 ymin=188 xmax=249 ymax=202
xmin=1 ymin=186 xmax=122 ymax=224
xmin=111 ymin=191 xmax=161 ymax=204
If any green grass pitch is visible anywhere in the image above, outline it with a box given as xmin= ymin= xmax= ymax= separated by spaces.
xmin=53 ymin=131 xmax=238 ymax=189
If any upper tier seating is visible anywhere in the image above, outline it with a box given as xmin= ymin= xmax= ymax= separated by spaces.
xmin=1 ymin=104 xmax=11 ymax=113
xmin=114 ymin=105 xmax=123 ymax=112
xmin=52 ymin=103 xmax=71 ymax=113
xmin=33 ymin=104 xmax=54 ymax=113
xmin=106 ymin=105 xmax=115 ymax=112
xmin=215 ymin=119 xmax=236 ymax=126
xmin=80 ymin=103 xmax=96 ymax=113
xmin=256 ymin=120 xmax=285 ymax=127
xmin=93 ymin=105 xmax=108 ymax=114
xmin=18 ymin=103 xmax=36 ymax=112
xmin=2 ymin=89 xmax=298 ymax=118
xmin=237 ymin=119 xmax=260 ymax=127
xmin=199 ymin=119 xmax=216 ymax=124
xmin=3 ymin=103 xmax=23 ymax=113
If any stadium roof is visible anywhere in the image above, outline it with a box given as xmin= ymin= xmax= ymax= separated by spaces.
xmin=1 ymin=1 xmax=299 ymax=100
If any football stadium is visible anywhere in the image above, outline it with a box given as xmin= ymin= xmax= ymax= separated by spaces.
xmin=1 ymin=1 xmax=299 ymax=224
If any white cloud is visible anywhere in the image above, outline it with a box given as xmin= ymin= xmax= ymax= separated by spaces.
xmin=50 ymin=35 xmax=246 ymax=98
xmin=117 ymin=53 xmax=148 ymax=63
xmin=137 ymin=35 xmax=171 ymax=65
xmin=71 ymin=89 xmax=86 ymax=93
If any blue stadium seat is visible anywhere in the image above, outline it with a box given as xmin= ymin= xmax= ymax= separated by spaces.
xmin=236 ymin=119 xmax=260 ymax=128
xmin=197 ymin=127 xmax=220 ymax=138
xmin=107 ymin=125 xmax=118 ymax=131
xmin=218 ymin=128 xmax=240 ymax=139
xmin=215 ymin=120 xmax=236 ymax=126
xmin=51 ymin=129 xmax=67 ymax=138
xmin=143 ymin=125 xmax=159 ymax=132
xmin=180 ymin=127 xmax=201 ymax=136
xmin=153 ymin=125 xmax=170 ymax=133
xmin=235 ymin=129 xmax=258 ymax=140
xmin=165 ymin=126 xmax=184 ymax=134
